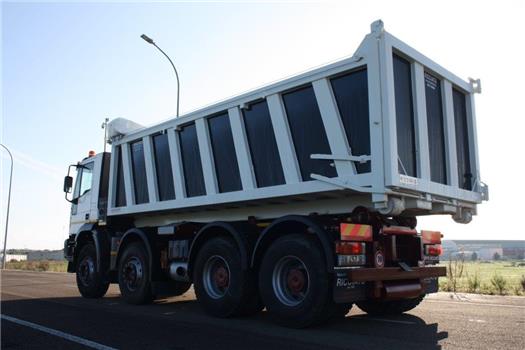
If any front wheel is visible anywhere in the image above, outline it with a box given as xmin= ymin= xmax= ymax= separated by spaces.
xmin=357 ymin=295 xmax=425 ymax=316
xmin=259 ymin=234 xmax=332 ymax=328
xmin=76 ymin=243 xmax=110 ymax=298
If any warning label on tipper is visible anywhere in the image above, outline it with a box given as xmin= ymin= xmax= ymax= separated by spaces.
xmin=425 ymin=72 xmax=438 ymax=90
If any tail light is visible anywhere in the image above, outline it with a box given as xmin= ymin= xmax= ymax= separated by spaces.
xmin=424 ymin=244 xmax=442 ymax=256
xmin=335 ymin=241 xmax=366 ymax=266
xmin=335 ymin=241 xmax=365 ymax=255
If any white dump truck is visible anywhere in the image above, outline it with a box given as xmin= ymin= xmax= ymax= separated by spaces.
xmin=63 ymin=21 xmax=487 ymax=327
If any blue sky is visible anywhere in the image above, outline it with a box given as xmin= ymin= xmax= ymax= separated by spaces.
xmin=1 ymin=0 xmax=524 ymax=249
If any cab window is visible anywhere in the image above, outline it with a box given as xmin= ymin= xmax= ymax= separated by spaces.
xmin=73 ymin=162 xmax=94 ymax=199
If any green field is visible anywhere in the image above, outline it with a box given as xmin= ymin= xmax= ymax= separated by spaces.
xmin=439 ymin=261 xmax=525 ymax=295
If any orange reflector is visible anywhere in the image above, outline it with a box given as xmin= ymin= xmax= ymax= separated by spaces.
xmin=335 ymin=241 xmax=365 ymax=255
xmin=421 ymin=230 xmax=442 ymax=244
xmin=382 ymin=226 xmax=417 ymax=235
xmin=425 ymin=244 xmax=442 ymax=256
xmin=340 ymin=223 xmax=372 ymax=241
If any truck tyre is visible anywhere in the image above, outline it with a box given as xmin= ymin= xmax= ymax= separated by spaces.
xmin=118 ymin=242 xmax=153 ymax=305
xmin=258 ymin=234 xmax=331 ymax=328
xmin=357 ymin=295 xmax=425 ymax=316
xmin=193 ymin=237 xmax=261 ymax=318
xmin=76 ymin=243 xmax=110 ymax=298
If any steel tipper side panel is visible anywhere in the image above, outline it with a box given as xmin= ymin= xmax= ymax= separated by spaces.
xmin=106 ymin=20 xmax=486 ymax=224
xmin=376 ymin=25 xmax=485 ymax=209
xmin=106 ymin=24 xmax=386 ymax=222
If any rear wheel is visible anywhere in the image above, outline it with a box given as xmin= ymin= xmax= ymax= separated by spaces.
xmin=193 ymin=237 xmax=261 ymax=317
xmin=76 ymin=243 xmax=110 ymax=298
xmin=118 ymin=242 xmax=153 ymax=305
xmin=259 ymin=234 xmax=332 ymax=328
xmin=357 ymin=295 xmax=425 ymax=316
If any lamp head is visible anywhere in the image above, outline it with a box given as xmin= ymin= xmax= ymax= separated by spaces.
xmin=141 ymin=34 xmax=155 ymax=45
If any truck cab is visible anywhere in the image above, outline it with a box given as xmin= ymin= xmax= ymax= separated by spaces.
xmin=64 ymin=152 xmax=110 ymax=236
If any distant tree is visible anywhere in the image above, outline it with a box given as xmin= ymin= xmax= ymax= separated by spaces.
xmin=471 ymin=252 xmax=478 ymax=261
xmin=493 ymin=252 xmax=501 ymax=261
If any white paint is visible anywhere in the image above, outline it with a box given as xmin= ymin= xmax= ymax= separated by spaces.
xmin=468 ymin=318 xmax=486 ymax=323
xmin=1 ymin=314 xmax=117 ymax=350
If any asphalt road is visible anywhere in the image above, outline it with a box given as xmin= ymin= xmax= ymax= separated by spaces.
xmin=1 ymin=270 xmax=524 ymax=350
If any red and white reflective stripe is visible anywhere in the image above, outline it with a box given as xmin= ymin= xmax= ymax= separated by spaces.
xmin=382 ymin=226 xmax=417 ymax=235
xmin=340 ymin=223 xmax=372 ymax=241
xmin=421 ymin=230 xmax=442 ymax=244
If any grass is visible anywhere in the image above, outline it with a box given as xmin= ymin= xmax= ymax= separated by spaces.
xmin=439 ymin=260 xmax=525 ymax=296
xmin=5 ymin=260 xmax=68 ymax=272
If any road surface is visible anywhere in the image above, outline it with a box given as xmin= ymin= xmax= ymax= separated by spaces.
xmin=1 ymin=270 xmax=524 ymax=349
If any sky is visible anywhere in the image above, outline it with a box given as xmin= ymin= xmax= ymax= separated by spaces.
xmin=1 ymin=0 xmax=524 ymax=249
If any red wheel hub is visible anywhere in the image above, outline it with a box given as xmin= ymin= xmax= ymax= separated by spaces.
xmin=213 ymin=266 xmax=229 ymax=288
xmin=286 ymin=268 xmax=305 ymax=294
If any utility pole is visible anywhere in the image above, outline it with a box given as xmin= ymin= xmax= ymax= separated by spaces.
xmin=1 ymin=143 xmax=13 ymax=269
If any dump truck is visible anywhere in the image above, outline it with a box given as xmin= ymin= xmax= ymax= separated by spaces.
xmin=63 ymin=20 xmax=488 ymax=328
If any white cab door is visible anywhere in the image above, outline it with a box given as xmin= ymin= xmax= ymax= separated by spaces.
xmin=69 ymin=161 xmax=95 ymax=234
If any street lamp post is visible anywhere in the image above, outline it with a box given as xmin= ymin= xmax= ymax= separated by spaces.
xmin=141 ymin=34 xmax=181 ymax=117
xmin=1 ymin=144 xmax=13 ymax=269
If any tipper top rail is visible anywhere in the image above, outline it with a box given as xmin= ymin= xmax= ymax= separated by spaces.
xmin=106 ymin=20 xmax=487 ymax=224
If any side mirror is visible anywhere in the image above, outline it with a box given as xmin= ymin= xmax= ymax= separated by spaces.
xmin=63 ymin=176 xmax=73 ymax=193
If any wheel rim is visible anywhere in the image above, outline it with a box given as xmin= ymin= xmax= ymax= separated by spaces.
xmin=78 ymin=256 xmax=95 ymax=287
xmin=203 ymin=255 xmax=230 ymax=299
xmin=272 ymin=255 xmax=310 ymax=307
xmin=122 ymin=257 xmax=144 ymax=292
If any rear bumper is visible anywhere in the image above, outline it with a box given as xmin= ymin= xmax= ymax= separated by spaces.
xmin=333 ymin=266 xmax=446 ymax=303
xmin=346 ymin=266 xmax=446 ymax=282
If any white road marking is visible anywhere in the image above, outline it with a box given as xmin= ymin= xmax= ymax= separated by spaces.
xmin=1 ymin=314 xmax=117 ymax=350
xmin=351 ymin=315 xmax=416 ymax=325
xmin=163 ymin=311 xmax=176 ymax=315
xmin=425 ymin=300 xmax=525 ymax=309
xmin=468 ymin=319 xmax=486 ymax=323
